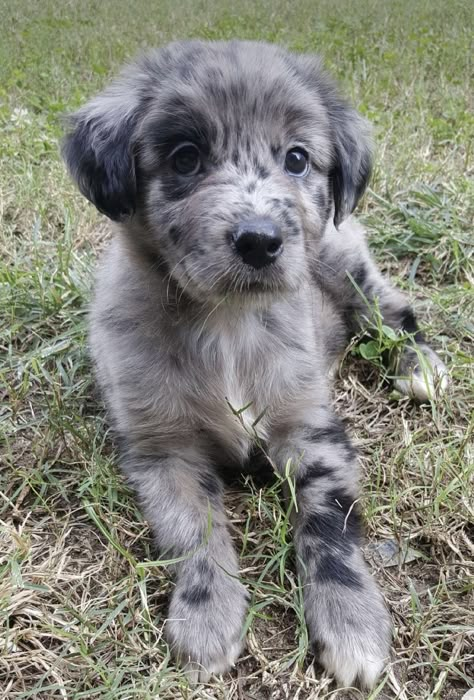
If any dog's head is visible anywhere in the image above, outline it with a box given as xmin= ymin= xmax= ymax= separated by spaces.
xmin=63 ymin=41 xmax=372 ymax=302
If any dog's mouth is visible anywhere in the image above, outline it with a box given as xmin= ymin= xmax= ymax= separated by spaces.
xmin=221 ymin=267 xmax=287 ymax=296
xmin=174 ymin=253 xmax=291 ymax=303
xmin=207 ymin=259 xmax=298 ymax=303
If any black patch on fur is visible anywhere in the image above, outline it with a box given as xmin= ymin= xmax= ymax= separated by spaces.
xmin=270 ymin=144 xmax=281 ymax=160
xmin=312 ymin=187 xmax=329 ymax=223
xmin=316 ymin=553 xmax=363 ymax=589
xmin=219 ymin=443 xmax=274 ymax=485
xmin=196 ymin=558 xmax=214 ymax=580
xmin=186 ymin=239 xmax=207 ymax=256
xmin=151 ymin=101 xmax=216 ymax=158
xmin=400 ymin=307 xmax=417 ymax=333
xmin=400 ymin=307 xmax=424 ymax=341
xmin=304 ymin=420 xmax=344 ymax=443
xmin=304 ymin=420 xmax=356 ymax=459
xmin=256 ymin=164 xmax=270 ymax=179
xmin=301 ymin=511 xmax=347 ymax=555
xmin=159 ymin=171 xmax=204 ymax=202
xmin=179 ymin=558 xmax=215 ymax=605
xmin=246 ymin=445 xmax=274 ymax=481
xmin=169 ymin=226 xmax=182 ymax=245
xmin=180 ymin=584 xmax=212 ymax=606
xmin=326 ymin=486 xmax=363 ymax=545
xmin=312 ymin=639 xmax=326 ymax=658
xmin=280 ymin=209 xmax=300 ymax=237
xmin=295 ymin=460 xmax=333 ymax=490
xmin=246 ymin=180 xmax=257 ymax=194
xmin=198 ymin=472 xmax=222 ymax=498
xmin=300 ymin=488 xmax=362 ymax=555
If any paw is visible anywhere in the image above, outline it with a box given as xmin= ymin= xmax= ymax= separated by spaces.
xmin=180 ymin=638 xmax=243 ymax=685
xmin=315 ymin=624 xmax=390 ymax=689
xmin=166 ymin=567 xmax=248 ymax=684
xmin=305 ymin=580 xmax=392 ymax=689
xmin=394 ymin=343 xmax=449 ymax=401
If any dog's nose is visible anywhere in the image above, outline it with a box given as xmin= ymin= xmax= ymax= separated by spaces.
xmin=233 ymin=218 xmax=283 ymax=269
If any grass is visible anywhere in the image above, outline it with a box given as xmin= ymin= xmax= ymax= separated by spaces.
xmin=0 ymin=0 xmax=473 ymax=697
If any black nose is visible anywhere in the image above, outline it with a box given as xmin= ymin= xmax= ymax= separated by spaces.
xmin=232 ymin=218 xmax=283 ymax=269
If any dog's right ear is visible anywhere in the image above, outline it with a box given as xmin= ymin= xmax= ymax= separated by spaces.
xmin=62 ymin=70 xmax=146 ymax=222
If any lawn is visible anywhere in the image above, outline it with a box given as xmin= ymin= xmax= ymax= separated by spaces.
xmin=0 ymin=0 xmax=473 ymax=698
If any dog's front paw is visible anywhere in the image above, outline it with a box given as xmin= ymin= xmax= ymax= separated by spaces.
xmin=305 ymin=579 xmax=392 ymax=689
xmin=395 ymin=343 xmax=449 ymax=401
xmin=166 ymin=565 xmax=248 ymax=684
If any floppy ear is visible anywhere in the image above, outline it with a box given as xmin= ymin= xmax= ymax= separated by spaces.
xmin=62 ymin=69 xmax=147 ymax=222
xmin=329 ymin=103 xmax=373 ymax=228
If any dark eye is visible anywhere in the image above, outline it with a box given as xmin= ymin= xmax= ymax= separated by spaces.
xmin=285 ymin=148 xmax=309 ymax=177
xmin=171 ymin=143 xmax=201 ymax=176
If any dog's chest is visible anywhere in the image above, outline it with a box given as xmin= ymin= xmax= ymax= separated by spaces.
xmin=190 ymin=308 xmax=315 ymax=458
xmin=217 ymin=328 xmax=266 ymax=435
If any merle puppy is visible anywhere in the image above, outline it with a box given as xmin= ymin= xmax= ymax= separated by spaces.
xmin=63 ymin=40 xmax=447 ymax=688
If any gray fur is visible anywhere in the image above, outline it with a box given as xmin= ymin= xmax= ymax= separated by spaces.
xmin=63 ymin=40 xmax=448 ymax=688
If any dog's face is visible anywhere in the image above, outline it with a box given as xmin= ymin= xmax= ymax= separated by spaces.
xmin=63 ymin=41 xmax=372 ymax=302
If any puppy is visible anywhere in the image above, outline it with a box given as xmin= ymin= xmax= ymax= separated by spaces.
xmin=62 ymin=40 xmax=447 ymax=688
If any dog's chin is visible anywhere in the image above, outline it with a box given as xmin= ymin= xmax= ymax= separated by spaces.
xmin=172 ymin=264 xmax=301 ymax=308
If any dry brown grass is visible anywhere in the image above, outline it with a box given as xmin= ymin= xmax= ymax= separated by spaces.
xmin=1 ymin=364 xmax=473 ymax=699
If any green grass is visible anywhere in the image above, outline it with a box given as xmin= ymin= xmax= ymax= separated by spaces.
xmin=1 ymin=0 xmax=473 ymax=698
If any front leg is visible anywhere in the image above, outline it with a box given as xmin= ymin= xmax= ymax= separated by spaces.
xmin=316 ymin=218 xmax=448 ymax=400
xmin=121 ymin=444 xmax=248 ymax=682
xmin=269 ymin=414 xmax=391 ymax=689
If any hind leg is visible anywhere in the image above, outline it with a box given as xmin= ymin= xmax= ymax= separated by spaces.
xmin=315 ymin=218 xmax=448 ymax=400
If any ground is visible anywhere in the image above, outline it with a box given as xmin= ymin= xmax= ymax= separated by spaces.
xmin=0 ymin=0 xmax=473 ymax=698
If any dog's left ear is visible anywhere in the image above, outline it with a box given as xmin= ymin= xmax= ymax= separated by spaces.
xmin=329 ymin=102 xmax=373 ymax=228
xmin=290 ymin=52 xmax=373 ymax=228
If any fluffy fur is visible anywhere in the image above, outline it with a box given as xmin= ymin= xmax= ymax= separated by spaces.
xmin=62 ymin=40 xmax=448 ymax=688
